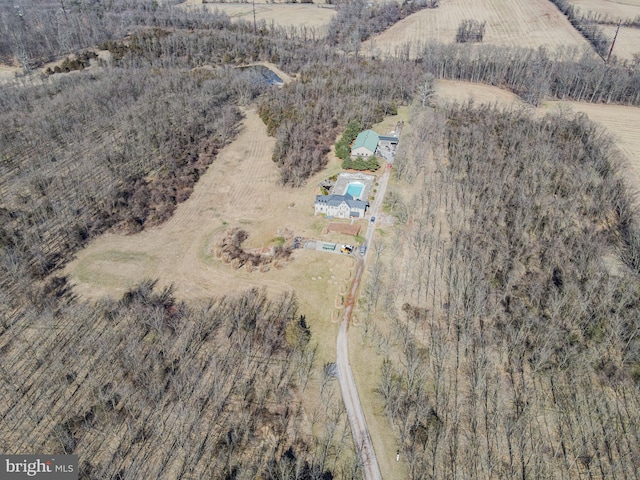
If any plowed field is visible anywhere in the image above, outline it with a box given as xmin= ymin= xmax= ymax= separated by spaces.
xmin=179 ymin=0 xmax=336 ymax=33
xmin=601 ymin=24 xmax=640 ymax=61
xmin=365 ymin=0 xmax=592 ymax=59
xmin=570 ymin=0 xmax=640 ymax=20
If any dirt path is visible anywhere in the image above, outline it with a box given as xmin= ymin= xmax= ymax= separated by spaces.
xmin=336 ymin=166 xmax=390 ymax=480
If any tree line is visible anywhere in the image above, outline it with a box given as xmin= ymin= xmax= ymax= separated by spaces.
xmin=418 ymin=42 xmax=640 ymax=105
xmin=0 ymin=66 xmax=248 ymax=287
xmin=0 ymin=0 xmax=236 ymax=69
xmin=326 ymin=0 xmax=439 ymax=54
xmin=548 ymin=0 xmax=612 ymax=58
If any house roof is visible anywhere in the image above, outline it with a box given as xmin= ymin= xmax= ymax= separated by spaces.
xmin=315 ymin=194 xmax=368 ymax=210
xmin=351 ymin=130 xmax=379 ymax=154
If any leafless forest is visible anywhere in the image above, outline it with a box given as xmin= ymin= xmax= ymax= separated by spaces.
xmin=1 ymin=0 xmax=640 ymax=478
xmin=371 ymin=105 xmax=640 ymax=478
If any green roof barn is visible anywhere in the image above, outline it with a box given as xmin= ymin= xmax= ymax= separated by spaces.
xmin=351 ymin=130 xmax=379 ymax=157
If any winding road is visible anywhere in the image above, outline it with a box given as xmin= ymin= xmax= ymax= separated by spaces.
xmin=336 ymin=164 xmax=391 ymax=479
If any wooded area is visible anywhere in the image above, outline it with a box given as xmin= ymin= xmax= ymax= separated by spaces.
xmin=370 ymin=104 xmax=640 ymax=477
xmin=2 ymin=0 xmax=640 ymax=477
xmin=0 ymin=281 xmax=357 ymax=477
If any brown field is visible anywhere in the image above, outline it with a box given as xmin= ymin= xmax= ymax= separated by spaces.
xmin=364 ymin=0 xmax=592 ymax=59
xmin=178 ymin=0 xmax=335 ymax=33
xmin=327 ymin=223 xmax=361 ymax=236
xmin=64 ymin=106 xmax=358 ymax=363
xmin=569 ymin=0 xmax=640 ymax=60
xmin=602 ymin=24 xmax=640 ymax=61
xmin=570 ymin=0 xmax=640 ymax=21
xmin=435 ymin=79 xmax=528 ymax=106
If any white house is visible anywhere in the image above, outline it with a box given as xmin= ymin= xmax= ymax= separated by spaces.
xmin=314 ymin=194 xmax=368 ymax=218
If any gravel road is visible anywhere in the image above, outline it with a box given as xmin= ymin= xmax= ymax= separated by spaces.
xmin=335 ymin=166 xmax=391 ymax=479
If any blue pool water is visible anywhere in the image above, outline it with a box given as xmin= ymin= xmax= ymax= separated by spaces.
xmin=346 ymin=182 xmax=364 ymax=199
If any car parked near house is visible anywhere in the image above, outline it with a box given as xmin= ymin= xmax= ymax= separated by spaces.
xmin=341 ymin=245 xmax=354 ymax=254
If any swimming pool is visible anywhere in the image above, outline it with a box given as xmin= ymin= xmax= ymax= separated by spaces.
xmin=346 ymin=182 xmax=364 ymax=200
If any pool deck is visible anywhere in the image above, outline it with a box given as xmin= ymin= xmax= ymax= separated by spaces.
xmin=333 ymin=173 xmax=375 ymax=201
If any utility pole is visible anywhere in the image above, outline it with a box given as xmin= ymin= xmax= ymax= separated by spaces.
xmin=253 ymin=0 xmax=257 ymax=35
xmin=606 ymin=21 xmax=621 ymax=64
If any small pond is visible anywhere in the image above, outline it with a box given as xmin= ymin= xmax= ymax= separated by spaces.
xmin=239 ymin=65 xmax=283 ymax=86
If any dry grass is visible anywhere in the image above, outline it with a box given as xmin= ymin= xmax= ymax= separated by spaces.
xmin=569 ymin=0 xmax=640 ymax=21
xmin=178 ymin=0 xmax=336 ymax=34
xmin=64 ymin=105 xmax=355 ymax=365
xmin=61 ymin=100 xmax=354 ymax=465
xmin=371 ymin=105 xmax=412 ymax=135
xmin=326 ymin=223 xmax=361 ymax=236
xmin=364 ymin=0 xmax=592 ymax=59
xmin=601 ymin=24 xmax=640 ymax=61
xmin=569 ymin=0 xmax=640 ymax=61
xmin=349 ymin=323 xmax=409 ymax=479
xmin=0 ymin=64 xmax=20 ymax=84
xmin=435 ymin=79 xmax=528 ymax=106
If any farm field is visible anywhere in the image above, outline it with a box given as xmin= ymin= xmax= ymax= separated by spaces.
xmin=364 ymin=0 xmax=592 ymax=59
xmin=570 ymin=0 xmax=640 ymax=21
xmin=569 ymin=0 xmax=640 ymax=61
xmin=178 ymin=0 xmax=335 ymax=33
xmin=434 ymin=79 xmax=527 ymax=106
xmin=601 ymin=24 xmax=640 ymax=61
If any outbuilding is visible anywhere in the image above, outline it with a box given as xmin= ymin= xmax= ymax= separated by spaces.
xmin=350 ymin=130 xmax=379 ymax=158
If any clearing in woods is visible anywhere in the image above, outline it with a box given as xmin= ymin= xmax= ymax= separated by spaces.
xmin=64 ymin=106 xmax=355 ymax=365
xmin=364 ymin=0 xmax=592 ymax=59
xmin=434 ymin=79 xmax=527 ymax=106
xmin=178 ymin=0 xmax=336 ymax=33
